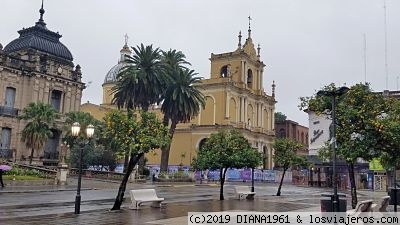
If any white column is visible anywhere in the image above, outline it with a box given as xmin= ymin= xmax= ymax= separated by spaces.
xmin=260 ymin=69 xmax=264 ymax=91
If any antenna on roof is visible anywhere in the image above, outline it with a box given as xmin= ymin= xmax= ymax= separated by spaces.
xmin=363 ymin=33 xmax=367 ymax=84
xmin=384 ymin=0 xmax=389 ymax=89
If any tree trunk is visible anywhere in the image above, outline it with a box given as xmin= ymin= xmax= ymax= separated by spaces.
xmin=29 ymin=148 xmax=34 ymax=165
xmin=348 ymin=162 xmax=358 ymax=209
xmin=276 ymin=167 xmax=287 ymax=196
xmin=123 ymin=152 xmax=129 ymax=173
xmin=111 ymin=153 xmax=143 ymax=210
xmin=219 ymin=167 xmax=228 ymax=200
xmin=160 ymin=120 xmax=177 ymax=172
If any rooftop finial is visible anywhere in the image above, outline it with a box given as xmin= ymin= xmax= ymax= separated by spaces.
xmin=272 ymin=80 xmax=276 ymax=97
xmin=39 ymin=0 xmax=45 ymax=22
xmin=124 ymin=33 xmax=129 ymax=46
xmin=238 ymin=31 xmax=242 ymax=48
xmin=248 ymin=16 xmax=252 ymax=38
xmin=257 ymin=44 xmax=260 ymax=58
xmin=36 ymin=0 xmax=46 ymax=27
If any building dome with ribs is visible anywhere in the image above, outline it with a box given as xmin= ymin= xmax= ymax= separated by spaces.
xmin=3 ymin=4 xmax=73 ymax=63
xmin=104 ymin=42 xmax=132 ymax=84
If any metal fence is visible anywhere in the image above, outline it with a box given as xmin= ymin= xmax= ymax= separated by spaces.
xmin=0 ymin=106 xmax=18 ymax=117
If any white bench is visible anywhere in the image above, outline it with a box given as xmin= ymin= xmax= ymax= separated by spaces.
xmin=129 ymin=189 xmax=165 ymax=209
xmin=346 ymin=200 xmax=373 ymax=216
xmin=372 ymin=196 xmax=390 ymax=212
xmin=234 ymin=186 xmax=256 ymax=200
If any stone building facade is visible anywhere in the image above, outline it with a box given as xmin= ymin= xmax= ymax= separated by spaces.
xmin=82 ymin=26 xmax=276 ymax=169
xmin=0 ymin=5 xmax=84 ymax=164
xmin=275 ymin=120 xmax=309 ymax=155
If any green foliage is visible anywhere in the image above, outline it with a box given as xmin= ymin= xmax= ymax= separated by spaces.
xmin=113 ymin=44 xmax=165 ymax=111
xmin=19 ymin=102 xmax=59 ymax=164
xmin=63 ymin=111 xmax=104 ymax=146
xmin=274 ymin=112 xmax=287 ymax=123
xmin=69 ymin=144 xmax=116 ymax=170
xmin=300 ymin=83 xmax=387 ymax=164
xmin=273 ymin=138 xmax=308 ymax=170
xmin=192 ymin=129 xmax=262 ymax=170
xmin=104 ymin=110 xmax=170 ymax=157
xmin=4 ymin=165 xmax=48 ymax=178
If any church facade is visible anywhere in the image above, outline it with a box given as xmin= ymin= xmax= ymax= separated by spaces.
xmin=81 ymin=26 xmax=276 ymax=169
xmin=0 ymin=4 xmax=84 ymax=164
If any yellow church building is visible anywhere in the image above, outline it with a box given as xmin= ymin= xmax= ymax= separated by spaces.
xmin=81 ymin=26 xmax=276 ymax=169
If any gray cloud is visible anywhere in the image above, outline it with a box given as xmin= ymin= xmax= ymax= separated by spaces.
xmin=1 ymin=0 xmax=399 ymax=126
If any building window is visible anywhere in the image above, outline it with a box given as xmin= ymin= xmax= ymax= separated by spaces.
xmin=247 ymin=69 xmax=253 ymax=88
xmin=51 ymin=90 xmax=62 ymax=112
xmin=220 ymin=65 xmax=228 ymax=78
xmin=1 ymin=128 xmax=11 ymax=149
xmin=5 ymin=87 xmax=16 ymax=108
xmin=198 ymin=138 xmax=208 ymax=151
xmin=279 ymin=128 xmax=286 ymax=138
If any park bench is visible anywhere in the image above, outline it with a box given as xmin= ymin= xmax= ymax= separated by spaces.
xmin=372 ymin=196 xmax=390 ymax=212
xmin=234 ymin=186 xmax=256 ymax=200
xmin=346 ymin=200 xmax=373 ymax=216
xmin=129 ymin=189 xmax=165 ymax=209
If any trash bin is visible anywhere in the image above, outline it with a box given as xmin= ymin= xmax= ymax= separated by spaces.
xmin=321 ymin=193 xmax=347 ymax=212
xmin=388 ymin=188 xmax=400 ymax=205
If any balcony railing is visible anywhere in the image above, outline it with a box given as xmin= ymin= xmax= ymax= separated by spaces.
xmin=0 ymin=106 xmax=19 ymax=117
xmin=0 ymin=148 xmax=15 ymax=159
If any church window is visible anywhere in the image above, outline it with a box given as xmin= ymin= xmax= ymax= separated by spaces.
xmin=247 ymin=69 xmax=253 ymax=88
xmin=198 ymin=138 xmax=208 ymax=151
xmin=51 ymin=90 xmax=62 ymax=112
xmin=220 ymin=65 xmax=228 ymax=78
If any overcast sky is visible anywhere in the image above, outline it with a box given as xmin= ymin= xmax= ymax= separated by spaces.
xmin=1 ymin=0 xmax=399 ymax=126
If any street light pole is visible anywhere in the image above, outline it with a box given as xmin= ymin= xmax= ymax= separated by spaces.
xmin=71 ymin=122 xmax=94 ymax=215
xmin=75 ymin=142 xmax=83 ymax=214
xmin=331 ymin=94 xmax=339 ymax=213
xmin=251 ymin=167 xmax=255 ymax=192
xmin=317 ymin=86 xmax=349 ymax=213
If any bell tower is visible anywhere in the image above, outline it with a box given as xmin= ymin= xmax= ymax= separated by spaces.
xmin=209 ymin=16 xmax=265 ymax=94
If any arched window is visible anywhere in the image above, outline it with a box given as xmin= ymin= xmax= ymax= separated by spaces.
xmin=263 ymin=146 xmax=268 ymax=169
xmin=220 ymin=65 xmax=228 ymax=78
xmin=198 ymin=138 xmax=208 ymax=151
xmin=247 ymin=69 xmax=253 ymax=88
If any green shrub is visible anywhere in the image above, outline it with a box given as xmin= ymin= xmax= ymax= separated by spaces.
xmin=4 ymin=165 xmax=48 ymax=178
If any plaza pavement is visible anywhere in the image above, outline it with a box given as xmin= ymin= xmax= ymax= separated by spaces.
xmin=0 ymin=178 xmax=389 ymax=225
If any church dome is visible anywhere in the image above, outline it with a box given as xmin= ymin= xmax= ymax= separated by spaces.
xmin=104 ymin=62 xmax=130 ymax=83
xmin=103 ymin=42 xmax=132 ymax=84
xmin=3 ymin=4 xmax=73 ymax=62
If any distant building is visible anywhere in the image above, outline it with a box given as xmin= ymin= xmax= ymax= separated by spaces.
xmin=275 ymin=119 xmax=308 ymax=155
xmin=0 ymin=4 xmax=84 ymax=164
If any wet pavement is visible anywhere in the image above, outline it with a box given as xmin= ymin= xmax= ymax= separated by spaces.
xmin=0 ymin=178 xmax=389 ymax=225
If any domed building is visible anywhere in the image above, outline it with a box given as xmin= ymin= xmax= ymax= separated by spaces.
xmin=82 ymin=24 xmax=276 ymax=171
xmin=102 ymin=40 xmax=132 ymax=107
xmin=0 ymin=3 xmax=85 ymax=165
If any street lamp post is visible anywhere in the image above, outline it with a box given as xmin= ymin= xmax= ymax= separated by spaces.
xmin=317 ymin=86 xmax=349 ymax=212
xmin=251 ymin=167 xmax=255 ymax=192
xmin=71 ymin=122 xmax=94 ymax=214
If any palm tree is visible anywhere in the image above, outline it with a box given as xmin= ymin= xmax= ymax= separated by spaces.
xmin=113 ymin=44 xmax=165 ymax=111
xmin=112 ymin=44 xmax=165 ymax=172
xmin=160 ymin=68 xmax=205 ymax=172
xmin=19 ymin=102 xmax=58 ymax=165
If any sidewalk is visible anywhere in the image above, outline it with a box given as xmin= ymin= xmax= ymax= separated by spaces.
xmin=0 ymin=178 xmax=391 ymax=225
